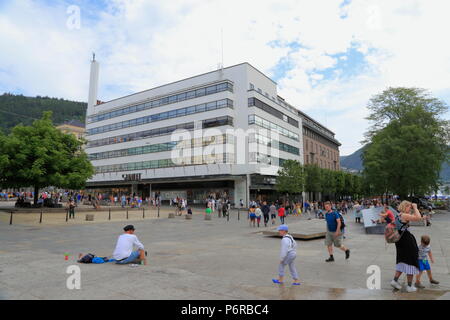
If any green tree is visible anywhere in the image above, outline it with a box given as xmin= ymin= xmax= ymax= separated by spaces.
xmin=304 ymin=164 xmax=322 ymax=201
xmin=363 ymin=87 xmax=449 ymax=199
xmin=276 ymin=160 xmax=305 ymax=202
xmin=0 ymin=111 xmax=94 ymax=204
xmin=321 ymin=168 xmax=336 ymax=197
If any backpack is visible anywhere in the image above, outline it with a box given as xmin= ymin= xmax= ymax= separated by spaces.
xmin=283 ymin=235 xmax=297 ymax=250
xmin=384 ymin=215 xmax=406 ymax=244
xmin=337 ymin=212 xmax=345 ymax=230
xmin=77 ymin=253 xmax=96 ymax=263
xmin=92 ymin=257 xmax=109 ymax=264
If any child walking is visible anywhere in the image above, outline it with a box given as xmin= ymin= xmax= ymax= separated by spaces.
xmin=272 ymin=225 xmax=300 ymax=285
xmin=415 ymin=235 xmax=439 ymax=288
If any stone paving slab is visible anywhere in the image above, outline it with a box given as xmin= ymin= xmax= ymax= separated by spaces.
xmin=262 ymin=219 xmax=326 ymax=240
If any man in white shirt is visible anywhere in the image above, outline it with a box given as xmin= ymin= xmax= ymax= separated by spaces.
xmin=113 ymin=225 xmax=147 ymax=265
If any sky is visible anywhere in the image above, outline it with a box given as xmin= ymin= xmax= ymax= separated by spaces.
xmin=0 ymin=0 xmax=449 ymax=156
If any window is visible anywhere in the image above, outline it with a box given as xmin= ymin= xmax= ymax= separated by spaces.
xmin=250 ymin=83 xmax=254 ymax=90
xmin=206 ymin=102 xmax=217 ymax=111
xmin=186 ymin=106 xmax=196 ymax=115
xmin=196 ymin=88 xmax=206 ymax=97
xmin=196 ymin=104 xmax=206 ymax=113
xmin=206 ymin=86 xmax=216 ymax=94
xmin=177 ymin=109 xmax=186 ymax=117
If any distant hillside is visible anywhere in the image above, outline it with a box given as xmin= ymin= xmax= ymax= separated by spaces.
xmin=340 ymin=147 xmax=365 ymax=171
xmin=0 ymin=93 xmax=87 ymax=133
xmin=340 ymin=146 xmax=450 ymax=182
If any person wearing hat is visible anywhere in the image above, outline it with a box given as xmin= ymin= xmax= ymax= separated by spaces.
xmin=113 ymin=225 xmax=147 ymax=265
xmin=272 ymin=225 xmax=300 ymax=285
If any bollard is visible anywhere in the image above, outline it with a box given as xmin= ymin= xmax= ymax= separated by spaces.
xmin=238 ymin=209 xmax=240 ymax=221
xmin=227 ymin=211 xmax=229 ymax=222
xmin=109 ymin=208 xmax=111 ymax=220
xmin=127 ymin=209 xmax=129 ymax=220
xmin=158 ymin=206 xmax=160 ymax=218
xmin=39 ymin=210 xmax=43 ymax=224
xmin=143 ymin=208 xmax=145 ymax=219
xmin=66 ymin=209 xmax=69 ymax=222
xmin=9 ymin=211 xmax=13 ymax=225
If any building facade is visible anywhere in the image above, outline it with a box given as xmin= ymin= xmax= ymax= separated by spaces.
xmin=85 ymin=60 xmax=339 ymax=205
xmin=57 ymin=120 xmax=86 ymax=140
xmin=300 ymin=111 xmax=341 ymax=170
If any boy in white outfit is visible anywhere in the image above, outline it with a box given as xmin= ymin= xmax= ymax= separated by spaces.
xmin=272 ymin=225 xmax=300 ymax=285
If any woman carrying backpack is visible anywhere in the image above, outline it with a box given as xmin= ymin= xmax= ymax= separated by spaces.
xmin=390 ymin=201 xmax=423 ymax=292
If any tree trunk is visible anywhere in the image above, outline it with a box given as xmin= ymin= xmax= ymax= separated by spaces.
xmin=34 ymin=185 xmax=39 ymax=205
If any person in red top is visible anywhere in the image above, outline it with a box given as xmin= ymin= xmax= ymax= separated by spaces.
xmin=278 ymin=205 xmax=286 ymax=224
xmin=372 ymin=204 xmax=395 ymax=224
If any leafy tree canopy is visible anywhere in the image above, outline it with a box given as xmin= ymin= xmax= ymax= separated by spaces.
xmin=0 ymin=111 xmax=94 ymax=204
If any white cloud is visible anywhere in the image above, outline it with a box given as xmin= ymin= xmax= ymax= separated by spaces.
xmin=0 ymin=0 xmax=449 ymax=156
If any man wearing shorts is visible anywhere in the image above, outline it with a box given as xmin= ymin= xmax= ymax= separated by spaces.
xmin=324 ymin=201 xmax=350 ymax=262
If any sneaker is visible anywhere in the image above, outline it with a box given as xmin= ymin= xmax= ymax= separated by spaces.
xmin=415 ymin=282 xmax=425 ymax=289
xmin=390 ymin=280 xmax=402 ymax=290
xmin=325 ymin=256 xmax=335 ymax=262
xmin=345 ymin=249 xmax=350 ymax=259
xmin=406 ymin=285 xmax=417 ymax=293
xmin=430 ymin=279 xmax=440 ymax=285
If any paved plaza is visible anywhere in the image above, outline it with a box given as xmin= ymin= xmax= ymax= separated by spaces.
xmin=1 ymin=207 xmax=449 ymax=300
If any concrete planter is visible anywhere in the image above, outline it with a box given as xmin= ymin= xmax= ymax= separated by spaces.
xmin=168 ymin=213 xmax=175 ymax=219
xmin=85 ymin=214 xmax=94 ymax=221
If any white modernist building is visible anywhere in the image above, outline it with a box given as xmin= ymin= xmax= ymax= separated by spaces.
xmin=85 ymin=60 xmax=307 ymax=205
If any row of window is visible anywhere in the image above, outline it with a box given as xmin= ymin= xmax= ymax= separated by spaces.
xmin=305 ymin=154 xmax=338 ymax=170
xmin=249 ymin=152 xmax=287 ymax=167
xmin=86 ymin=116 xmax=234 ymax=149
xmin=249 ymin=133 xmax=300 ymax=156
xmin=88 ymin=82 xmax=234 ymax=123
xmin=303 ymin=127 xmax=339 ymax=149
xmin=248 ymin=97 xmax=299 ymax=128
xmin=304 ymin=138 xmax=338 ymax=162
xmin=89 ymin=134 xmax=232 ymax=161
xmin=88 ymin=99 xmax=233 ymax=135
xmin=95 ymin=153 xmax=235 ymax=174
xmin=248 ymin=114 xmax=299 ymax=142
xmin=248 ymin=84 xmax=298 ymax=116
xmin=303 ymin=120 xmax=335 ymax=141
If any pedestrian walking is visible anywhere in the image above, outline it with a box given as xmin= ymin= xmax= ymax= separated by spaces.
xmin=249 ymin=206 xmax=256 ymax=227
xmin=67 ymin=198 xmax=76 ymax=219
xmin=324 ymin=201 xmax=350 ymax=262
xmin=270 ymin=202 xmax=277 ymax=225
xmin=255 ymin=205 xmax=262 ymax=227
xmin=278 ymin=205 xmax=286 ymax=225
xmin=272 ymin=225 xmax=300 ymax=285
xmin=415 ymin=235 xmax=439 ymax=289
xmin=390 ymin=201 xmax=425 ymax=292
xmin=261 ymin=201 xmax=270 ymax=227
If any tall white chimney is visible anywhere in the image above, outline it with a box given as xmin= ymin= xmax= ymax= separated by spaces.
xmin=87 ymin=53 xmax=99 ymax=117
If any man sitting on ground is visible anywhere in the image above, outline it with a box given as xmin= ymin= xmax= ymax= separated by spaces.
xmin=113 ymin=225 xmax=147 ymax=265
